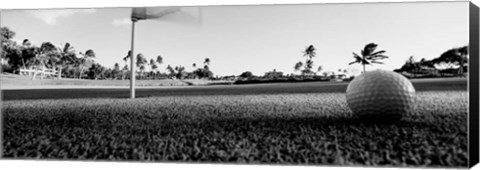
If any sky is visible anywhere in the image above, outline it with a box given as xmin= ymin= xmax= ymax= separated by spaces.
xmin=0 ymin=1 xmax=469 ymax=76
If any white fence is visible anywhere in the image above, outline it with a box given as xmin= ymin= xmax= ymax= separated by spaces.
xmin=19 ymin=68 xmax=58 ymax=79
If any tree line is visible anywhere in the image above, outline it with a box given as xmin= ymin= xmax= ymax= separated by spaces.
xmin=2 ymin=26 xmax=468 ymax=81
xmin=241 ymin=42 xmax=468 ymax=81
xmin=1 ymin=27 xmax=215 ymax=80
xmin=394 ymin=46 xmax=468 ymax=77
xmin=291 ymin=43 xmax=389 ymax=77
xmin=289 ymin=43 xmax=468 ymax=79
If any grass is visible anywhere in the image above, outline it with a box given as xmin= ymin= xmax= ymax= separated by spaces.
xmin=1 ymin=91 xmax=468 ymax=167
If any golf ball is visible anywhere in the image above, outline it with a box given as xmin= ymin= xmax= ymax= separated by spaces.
xmin=345 ymin=70 xmax=415 ymax=121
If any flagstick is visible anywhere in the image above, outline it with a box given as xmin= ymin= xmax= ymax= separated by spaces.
xmin=130 ymin=20 xmax=137 ymax=99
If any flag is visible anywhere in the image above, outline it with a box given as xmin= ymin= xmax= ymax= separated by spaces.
xmin=128 ymin=6 xmax=202 ymax=99
xmin=131 ymin=7 xmax=202 ymax=26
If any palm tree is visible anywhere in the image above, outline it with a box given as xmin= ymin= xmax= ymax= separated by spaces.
xmin=78 ymin=49 xmax=96 ymax=79
xmin=349 ymin=43 xmax=388 ymax=73
xmin=149 ymin=59 xmax=157 ymax=79
xmin=122 ymin=64 xmax=129 ymax=80
xmin=139 ymin=65 xmax=146 ymax=79
xmin=302 ymin=45 xmax=316 ymax=75
xmin=121 ymin=51 xmax=134 ymax=79
xmin=19 ymin=39 xmax=36 ymax=70
xmin=21 ymin=39 xmax=31 ymax=46
xmin=293 ymin=45 xmax=318 ymax=77
xmin=32 ymin=42 xmax=58 ymax=80
xmin=317 ymin=66 xmax=323 ymax=74
xmin=15 ymin=39 xmax=38 ymax=77
xmin=294 ymin=45 xmax=317 ymax=76
xmin=1 ymin=27 xmax=18 ymax=67
xmin=174 ymin=65 xmax=186 ymax=79
xmin=136 ymin=54 xmax=147 ymax=67
xmin=113 ymin=63 xmax=121 ymax=79
xmin=154 ymin=55 xmax=163 ymax=79
xmin=56 ymin=43 xmax=76 ymax=79
xmin=294 ymin=61 xmax=303 ymax=72
xmin=136 ymin=53 xmax=148 ymax=79
xmin=1 ymin=27 xmax=15 ymax=40
xmin=166 ymin=65 xmax=175 ymax=78
xmin=152 ymin=64 xmax=159 ymax=79
xmin=149 ymin=59 xmax=156 ymax=68
xmin=204 ymin=58 xmax=210 ymax=65
xmin=156 ymin=55 xmax=163 ymax=65
xmin=123 ymin=51 xmax=132 ymax=65
xmin=91 ymin=63 xmax=106 ymax=80
xmin=303 ymin=45 xmax=316 ymax=59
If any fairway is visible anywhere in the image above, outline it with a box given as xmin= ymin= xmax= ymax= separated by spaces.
xmin=1 ymin=78 xmax=467 ymax=100
xmin=1 ymin=79 xmax=468 ymax=167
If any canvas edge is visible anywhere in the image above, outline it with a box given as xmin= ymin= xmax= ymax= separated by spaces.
xmin=0 ymin=9 xmax=4 ymax=159
xmin=0 ymin=1 xmax=476 ymax=168
xmin=469 ymin=1 xmax=480 ymax=168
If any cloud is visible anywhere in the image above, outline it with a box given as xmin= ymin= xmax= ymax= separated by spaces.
xmin=28 ymin=9 xmax=96 ymax=25
xmin=112 ymin=18 xmax=131 ymax=26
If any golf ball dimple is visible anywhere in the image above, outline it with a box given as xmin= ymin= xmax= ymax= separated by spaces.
xmin=345 ymin=70 xmax=415 ymax=120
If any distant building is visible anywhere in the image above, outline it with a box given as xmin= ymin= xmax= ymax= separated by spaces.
xmin=222 ymin=75 xmax=238 ymax=81
xmin=264 ymin=69 xmax=283 ymax=78
xmin=330 ymin=73 xmax=347 ymax=81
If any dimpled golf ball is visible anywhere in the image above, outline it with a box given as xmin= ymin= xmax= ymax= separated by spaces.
xmin=345 ymin=70 xmax=415 ymax=121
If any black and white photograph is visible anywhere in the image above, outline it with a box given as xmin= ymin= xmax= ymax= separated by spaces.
xmin=1 ymin=0 xmax=479 ymax=169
